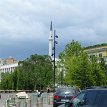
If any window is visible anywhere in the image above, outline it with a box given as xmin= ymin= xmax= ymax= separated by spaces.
xmin=90 ymin=55 xmax=96 ymax=59
xmin=101 ymin=92 xmax=107 ymax=106
xmin=72 ymin=92 xmax=85 ymax=107
xmin=85 ymin=91 xmax=100 ymax=105
xmin=99 ymin=53 xmax=102 ymax=57
xmin=56 ymin=88 xmax=76 ymax=95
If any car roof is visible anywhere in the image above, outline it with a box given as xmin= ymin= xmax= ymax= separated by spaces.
xmin=85 ymin=86 xmax=107 ymax=89
xmin=82 ymin=88 xmax=107 ymax=92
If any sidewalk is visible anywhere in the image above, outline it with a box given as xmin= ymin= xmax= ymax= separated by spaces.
xmin=43 ymin=104 xmax=52 ymax=107
xmin=31 ymin=104 xmax=52 ymax=107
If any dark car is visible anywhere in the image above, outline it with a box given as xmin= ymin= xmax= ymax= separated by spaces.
xmin=53 ymin=87 xmax=80 ymax=107
xmin=63 ymin=88 xmax=107 ymax=107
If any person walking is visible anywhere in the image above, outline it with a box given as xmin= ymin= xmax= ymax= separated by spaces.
xmin=47 ymin=88 xmax=50 ymax=93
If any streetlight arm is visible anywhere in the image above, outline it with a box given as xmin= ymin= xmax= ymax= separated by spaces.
xmin=55 ymin=35 xmax=58 ymax=38
xmin=55 ymin=41 xmax=58 ymax=44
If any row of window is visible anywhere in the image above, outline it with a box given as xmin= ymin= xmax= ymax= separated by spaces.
xmin=0 ymin=67 xmax=16 ymax=72
xmin=89 ymin=53 xmax=102 ymax=58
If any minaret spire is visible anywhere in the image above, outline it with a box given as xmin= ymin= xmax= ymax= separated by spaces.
xmin=49 ymin=21 xmax=53 ymax=57
xmin=50 ymin=21 xmax=52 ymax=31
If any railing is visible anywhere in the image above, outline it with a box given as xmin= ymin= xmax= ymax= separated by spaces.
xmin=5 ymin=93 xmax=53 ymax=107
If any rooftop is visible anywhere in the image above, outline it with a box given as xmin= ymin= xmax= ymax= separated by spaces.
xmin=84 ymin=43 xmax=107 ymax=49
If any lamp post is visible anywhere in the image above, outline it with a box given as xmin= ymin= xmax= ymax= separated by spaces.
xmin=60 ymin=69 xmax=63 ymax=86
xmin=52 ymin=30 xmax=58 ymax=91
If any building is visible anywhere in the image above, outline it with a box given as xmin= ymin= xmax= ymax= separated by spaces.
xmin=0 ymin=58 xmax=5 ymax=66
xmin=84 ymin=43 xmax=107 ymax=63
xmin=5 ymin=57 xmax=17 ymax=64
xmin=0 ymin=57 xmax=18 ymax=72
xmin=0 ymin=63 xmax=18 ymax=73
xmin=49 ymin=21 xmax=53 ymax=57
xmin=0 ymin=56 xmax=18 ymax=65
xmin=0 ymin=57 xmax=19 ymax=81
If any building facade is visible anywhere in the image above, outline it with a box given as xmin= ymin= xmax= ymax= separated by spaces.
xmin=84 ymin=44 xmax=107 ymax=63
xmin=0 ymin=57 xmax=18 ymax=65
xmin=49 ymin=21 xmax=53 ymax=57
xmin=0 ymin=63 xmax=18 ymax=73
xmin=0 ymin=57 xmax=19 ymax=81
xmin=0 ymin=58 xmax=5 ymax=66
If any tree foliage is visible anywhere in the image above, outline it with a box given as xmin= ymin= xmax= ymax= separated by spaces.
xmin=59 ymin=40 xmax=107 ymax=89
xmin=1 ymin=54 xmax=53 ymax=90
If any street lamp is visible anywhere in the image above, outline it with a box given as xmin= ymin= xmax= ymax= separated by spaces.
xmin=52 ymin=30 xmax=58 ymax=91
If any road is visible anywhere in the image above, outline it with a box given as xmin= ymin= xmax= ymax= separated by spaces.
xmin=0 ymin=93 xmax=53 ymax=107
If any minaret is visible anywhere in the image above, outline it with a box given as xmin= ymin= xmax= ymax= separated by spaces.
xmin=49 ymin=21 xmax=53 ymax=57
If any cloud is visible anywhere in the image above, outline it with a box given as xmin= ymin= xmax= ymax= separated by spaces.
xmin=0 ymin=0 xmax=107 ymax=59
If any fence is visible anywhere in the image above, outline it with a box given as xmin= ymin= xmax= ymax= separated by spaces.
xmin=5 ymin=93 xmax=53 ymax=107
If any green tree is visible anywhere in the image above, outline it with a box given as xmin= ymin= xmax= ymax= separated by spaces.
xmin=59 ymin=40 xmax=107 ymax=89
xmin=90 ymin=57 xmax=107 ymax=86
xmin=1 ymin=54 xmax=53 ymax=90
xmin=1 ymin=72 xmax=13 ymax=89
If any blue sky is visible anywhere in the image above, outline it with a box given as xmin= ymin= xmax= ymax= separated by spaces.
xmin=0 ymin=0 xmax=107 ymax=60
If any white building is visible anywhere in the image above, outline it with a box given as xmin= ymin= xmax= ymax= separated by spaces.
xmin=0 ymin=57 xmax=19 ymax=81
xmin=49 ymin=21 xmax=53 ymax=57
xmin=0 ymin=58 xmax=5 ymax=66
xmin=0 ymin=63 xmax=18 ymax=73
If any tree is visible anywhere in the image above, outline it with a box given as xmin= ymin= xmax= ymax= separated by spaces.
xmin=1 ymin=72 xmax=13 ymax=89
xmin=59 ymin=40 xmax=107 ymax=89
xmin=90 ymin=57 xmax=107 ymax=86
xmin=1 ymin=54 xmax=53 ymax=90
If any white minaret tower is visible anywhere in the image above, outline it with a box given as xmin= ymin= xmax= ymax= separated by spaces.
xmin=49 ymin=21 xmax=53 ymax=57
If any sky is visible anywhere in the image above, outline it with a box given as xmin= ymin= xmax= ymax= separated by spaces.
xmin=0 ymin=0 xmax=107 ymax=60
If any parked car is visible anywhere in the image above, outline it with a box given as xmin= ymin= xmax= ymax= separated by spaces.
xmin=60 ymin=87 xmax=107 ymax=107
xmin=53 ymin=87 xmax=80 ymax=107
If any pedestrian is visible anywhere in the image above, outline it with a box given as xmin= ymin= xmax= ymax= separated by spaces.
xmin=47 ymin=88 xmax=50 ymax=93
xmin=40 ymin=90 xmax=42 ymax=97
xmin=36 ymin=90 xmax=42 ymax=97
xmin=36 ymin=90 xmax=39 ymax=97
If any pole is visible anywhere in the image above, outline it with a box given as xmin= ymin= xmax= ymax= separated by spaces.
xmin=61 ymin=70 xmax=63 ymax=86
xmin=53 ymin=30 xmax=56 ymax=92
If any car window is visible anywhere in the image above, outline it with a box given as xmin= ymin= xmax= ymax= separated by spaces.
xmin=85 ymin=91 xmax=98 ymax=105
xmin=72 ymin=90 xmax=107 ymax=107
xmin=72 ymin=92 xmax=85 ymax=107
xmin=85 ymin=90 xmax=107 ymax=106
xmin=100 ymin=91 xmax=107 ymax=106
xmin=56 ymin=88 xmax=77 ymax=95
